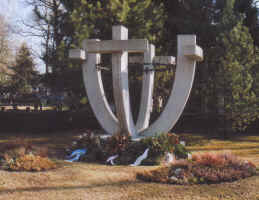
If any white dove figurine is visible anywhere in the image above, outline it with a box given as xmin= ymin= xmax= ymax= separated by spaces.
xmin=130 ymin=148 xmax=149 ymax=166
xmin=106 ymin=154 xmax=119 ymax=165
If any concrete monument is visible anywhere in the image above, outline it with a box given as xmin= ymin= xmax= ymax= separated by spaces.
xmin=69 ymin=25 xmax=203 ymax=139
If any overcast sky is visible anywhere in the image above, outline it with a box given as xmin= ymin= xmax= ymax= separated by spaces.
xmin=0 ymin=0 xmax=45 ymax=73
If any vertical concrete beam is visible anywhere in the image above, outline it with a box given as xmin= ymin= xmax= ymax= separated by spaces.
xmin=112 ymin=25 xmax=137 ymax=137
xmin=136 ymin=44 xmax=155 ymax=132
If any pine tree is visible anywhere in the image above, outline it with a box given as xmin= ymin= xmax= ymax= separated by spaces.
xmin=160 ymin=0 xmax=259 ymax=132
xmin=235 ymin=0 xmax=259 ymax=46
xmin=214 ymin=0 xmax=259 ymax=131
xmin=29 ymin=0 xmax=165 ymax=108
xmin=66 ymin=0 xmax=164 ymax=49
xmin=10 ymin=43 xmax=38 ymax=94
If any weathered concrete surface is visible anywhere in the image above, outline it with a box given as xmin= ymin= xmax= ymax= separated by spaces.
xmin=69 ymin=49 xmax=86 ymax=60
xmin=70 ymin=26 xmax=203 ymax=139
xmin=153 ymin=56 xmax=176 ymax=65
xmin=136 ymin=44 xmax=155 ymax=132
xmin=83 ymin=39 xmax=149 ymax=54
xmin=82 ymin=40 xmax=119 ymax=134
xmin=112 ymin=25 xmax=138 ymax=137
xmin=128 ymin=56 xmax=175 ymax=65
xmin=140 ymin=35 xmax=203 ymax=137
xmin=183 ymin=44 xmax=203 ymax=61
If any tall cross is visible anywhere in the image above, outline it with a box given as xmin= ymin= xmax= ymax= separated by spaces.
xmin=69 ymin=25 xmax=203 ymax=139
xmin=70 ymin=26 xmax=149 ymax=137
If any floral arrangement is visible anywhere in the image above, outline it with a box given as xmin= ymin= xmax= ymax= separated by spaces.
xmin=137 ymin=152 xmax=257 ymax=184
xmin=65 ymin=131 xmax=190 ymax=165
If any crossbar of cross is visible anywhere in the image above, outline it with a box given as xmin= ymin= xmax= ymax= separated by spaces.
xmin=95 ymin=62 xmax=176 ymax=73
xmin=69 ymin=50 xmax=177 ymax=65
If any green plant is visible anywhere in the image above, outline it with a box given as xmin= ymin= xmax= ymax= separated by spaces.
xmin=141 ymin=133 xmax=179 ymax=157
xmin=173 ymin=144 xmax=189 ymax=159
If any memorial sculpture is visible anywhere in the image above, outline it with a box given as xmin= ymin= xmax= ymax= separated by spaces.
xmin=69 ymin=25 xmax=203 ymax=139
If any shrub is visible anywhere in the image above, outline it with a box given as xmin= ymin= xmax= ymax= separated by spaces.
xmin=192 ymin=152 xmax=227 ymax=167
xmin=137 ymin=152 xmax=257 ymax=184
xmin=0 ymin=138 xmax=57 ymax=172
xmin=141 ymin=133 xmax=179 ymax=157
xmin=6 ymin=154 xmax=57 ymax=171
xmin=190 ymin=152 xmax=256 ymax=183
xmin=173 ymin=144 xmax=189 ymax=159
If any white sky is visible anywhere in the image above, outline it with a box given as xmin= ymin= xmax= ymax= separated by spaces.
xmin=0 ymin=0 xmax=45 ymax=73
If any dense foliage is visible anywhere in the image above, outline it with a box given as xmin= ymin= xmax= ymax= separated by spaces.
xmin=9 ymin=43 xmax=39 ymax=94
xmin=211 ymin=0 xmax=259 ymax=131
xmin=28 ymin=0 xmax=259 ymax=132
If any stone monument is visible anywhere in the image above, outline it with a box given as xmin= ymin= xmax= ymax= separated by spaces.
xmin=69 ymin=25 xmax=203 ymax=139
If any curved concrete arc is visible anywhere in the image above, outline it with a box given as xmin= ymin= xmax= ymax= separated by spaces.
xmin=139 ymin=35 xmax=202 ymax=137
xmin=82 ymin=43 xmax=119 ymax=134
xmin=135 ymin=44 xmax=155 ymax=132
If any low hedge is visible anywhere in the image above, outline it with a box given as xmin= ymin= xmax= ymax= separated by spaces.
xmin=0 ymin=110 xmax=100 ymax=133
xmin=0 ymin=110 xmax=258 ymax=134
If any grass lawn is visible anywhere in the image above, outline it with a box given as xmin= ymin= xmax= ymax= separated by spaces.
xmin=0 ymin=131 xmax=259 ymax=200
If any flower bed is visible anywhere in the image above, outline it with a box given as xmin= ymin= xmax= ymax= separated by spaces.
xmin=136 ymin=152 xmax=257 ymax=184
xmin=0 ymin=139 xmax=57 ymax=172
xmin=65 ymin=131 xmax=190 ymax=165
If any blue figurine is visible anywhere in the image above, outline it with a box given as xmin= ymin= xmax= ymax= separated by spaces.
xmin=65 ymin=149 xmax=87 ymax=162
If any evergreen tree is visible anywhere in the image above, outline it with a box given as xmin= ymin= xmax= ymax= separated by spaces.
xmin=214 ymin=0 xmax=259 ymax=131
xmin=10 ymin=43 xmax=38 ymax=94
xmin=30 ymin=0 xmax=165 ymax=108
xmin=235 ymin=0 xmax=259 ymax=46
xmin=28 ymin=0 xmax=259 ymax=131
xmin=65 ymin=0 xmax=165 ymax=109
xmin=64 ymin=0 xmax=164 ymax=50
xmin=159 ymin=0 xmax=259 ymax=132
